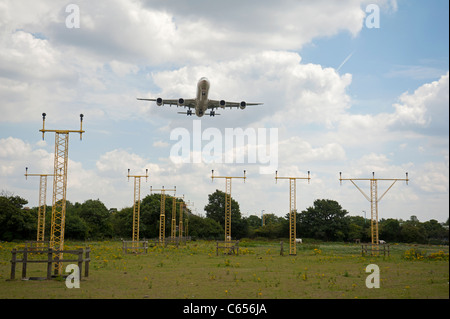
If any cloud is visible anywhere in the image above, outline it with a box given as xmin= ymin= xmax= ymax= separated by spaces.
xmin=391 ymin=72 xmax=449 ymax=132
xmin=279 ymin=136 xmax=346 ymax=165
xmin=1 ymin=0 xmax=373 ymax=66
xmin=96 ymin=149 xmax=160 ymax=174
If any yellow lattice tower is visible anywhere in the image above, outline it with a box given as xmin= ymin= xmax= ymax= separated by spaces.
xmin=177 ymin=197 xmax=186 ymax=238
xmin=211 ymin=170 xmax=246 ymax=245
xmin=127 ymin=169 xmax=148 ymax=246
xmin=275 ymin=170 xmax=311 ymax=256
xmin=184 ymin=201 xmax=194 ymax=238
xmin=25 ymin=167 xmax=55 ymax=244
xmin=151 ymin=186 xmax=176 ymax=244
xmin=173 ymin=195 xmax=184 ymax=238
xmin=339 ymin=172 xmax=409 ymax=255
xmin=40 ymin=113 xmax=84 ymax=274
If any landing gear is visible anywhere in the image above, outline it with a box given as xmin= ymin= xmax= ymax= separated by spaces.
xmin=187 ymin=109 xmax=193 ymax=116
xmin=210 ymin=110 xmax=216 ymax=117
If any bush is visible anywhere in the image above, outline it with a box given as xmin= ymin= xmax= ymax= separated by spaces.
xmin=403 ymin=248 xmax=425 ymax=260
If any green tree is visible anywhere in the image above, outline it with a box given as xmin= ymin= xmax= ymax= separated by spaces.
xmin=77 ymin=199 xmax=112 ymax=239
xmin=188 ymin=214 xmax=222 ymax=239
xmin=0 ymin=193 xmax=35 ymax=241
xmin=379 ymin=218 xmax=401 ymax=242
xmin=110 ymin=207 xmax=133 ymax=238
xmin=204 ymin=190 xmax=248 ymax=239
xmin=422 ymin=219 xmax=448 ymax=244
xmin=400 ymin=216 xmax=427 ymax=243
xmin=298 ymin=199 xmax=350 ymax=241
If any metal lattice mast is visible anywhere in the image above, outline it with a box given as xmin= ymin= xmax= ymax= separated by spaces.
xmin=339 ymin=172 xmax=409 ymax=254
xmin=179 ymin=201 xmax=185 ymax=239
xmin=173 ymin=195 xmax=184 ymax=239
xmin=127 ymin=169 xmax=148 ymax=246
xmin=177 ymin=197 xmax=186 ymax=238
xmin=40 ymin=113 xmax=84 ymax=275
xmin=171 ymin=196 xmax=177 ymax=239
xmin=151 ymin=186 xmax=176 ymax=244
xmin=184 ymin=201 xmax=194 ymax=238
xmin=370 ymin=178 xmax=378 ymax=245
xmin=275 ymin=170 xmax=311 ymax=256
xmin=25 ymin=168 xmax=54 ymax=243
xmin=211 ymin=170 xmax=246 ymax=244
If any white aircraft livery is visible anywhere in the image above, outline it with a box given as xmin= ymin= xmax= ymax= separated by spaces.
xmin=137 ymin=77 xmax=263 ymax=117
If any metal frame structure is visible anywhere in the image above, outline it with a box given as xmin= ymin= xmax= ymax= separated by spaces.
xmin=211 ymin=170 xmax=246 ymax=244
xmin=39 ymin=113 xmax=84 ymax=274
xmin=151 ymin=186 xmax=176 ymax=244
xmin=25 ymin=168 xmax=55 ymax=243
xmin=173 ymin=195 xmax=184 ymax=238
xmin=339 ymin=172 xmax=409 ymax=254
xmin=127 ymin=169 xmax=148 ymax=246
xmin=184 ymin=201 xmax=194 ymax=238
xmin=177 ymin=197 xmax=186 ymax=238
xmin=275 ymin=170 xmax=311 ymax=256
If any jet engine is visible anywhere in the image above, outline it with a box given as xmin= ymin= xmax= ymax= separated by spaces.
xmin=156 ymin=97 xmax=163 ymax=106
xmin=178 ymin=98 xmax=185 ymax=106
xmin=240 ymin=101 xmax=246 ymax=110
xmin=219 ymin=100 xmax=226 ymax=108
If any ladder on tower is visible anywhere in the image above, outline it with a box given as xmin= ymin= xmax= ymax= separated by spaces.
xmin=39 ymin=113 xmax=85 ymax=275
xmin=340 ymin=172 xmax=409 ymax=255
xmin=25 ymin=168 xmax=55 ymax=244
xmin=151 ymin=186 xmax=176 ymax=244
xmin=211 ymin=170 xmax=246 ymax=246
xmin=127 ymin=169 xmax=148 ymax=248
xmin=275 ymin=170 xmax=311 ymax=256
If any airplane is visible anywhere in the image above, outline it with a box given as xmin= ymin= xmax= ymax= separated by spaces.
xmin=136 ymin=77 xmax=263 ymax=117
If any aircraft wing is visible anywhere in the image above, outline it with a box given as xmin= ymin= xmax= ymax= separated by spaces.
xmin=207 ymin=100 xmax=263 ymax=109
xmin=136 ymin=98 xmax=197 ymax=108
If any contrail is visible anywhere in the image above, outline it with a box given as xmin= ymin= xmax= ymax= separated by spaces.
xmin=337 ymin=51 xmax=355 ymax=72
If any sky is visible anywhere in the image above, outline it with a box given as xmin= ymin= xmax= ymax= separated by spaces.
xmin=0 ymin=0 xmax=448 ymax=224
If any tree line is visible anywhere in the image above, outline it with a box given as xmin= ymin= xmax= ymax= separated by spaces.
xmin=0 ymin=190 xmax=448 ymax=244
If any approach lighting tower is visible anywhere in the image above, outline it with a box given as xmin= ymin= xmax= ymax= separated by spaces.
xmin=127 ymin=169 xmax=148 ymax=245
xmin=40 ymin=113 xmax=84 ymax=274
xmin=211 ymin=170 xmax=247 ymax=244
xmin=151 ymin=186 xmax=176 ymax=244
xmin=177 ymin=196 xmax=186 ymax=238
xmin=173 ymin=195 xmax=184 ymax=238
xmin=185 ymin=201 xmax=194 ymax=238
xmin=339 ymin=172 xmax=409 ymax=254
xmin=275 ymin=170 xmax=311 ymax=256
xmin=25 ymin=167 xmax=54 ymax=243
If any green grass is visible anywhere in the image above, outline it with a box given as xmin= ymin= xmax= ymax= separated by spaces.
xmin=0 ymin=240 xmax=448 ymax=299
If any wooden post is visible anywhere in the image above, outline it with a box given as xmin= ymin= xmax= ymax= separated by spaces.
xmin=84 ymin=248 xmax=90 ymax=278
xmin=236 ymin=241 xmax=239 ymax=255
xmin=10 ymin=249 xmax=17 ymax=280
xmin=77 ymin=248 xmax=83 ymax=282
xmin=22 ymin=247 xmax=28 ymax=279
xmin=47 ymin=248 xmax=53 ymax=279
xmin=216 ymin=241 xmax=219 ymax=256
xmin=280 ymin=241 xmax=284 ymax=256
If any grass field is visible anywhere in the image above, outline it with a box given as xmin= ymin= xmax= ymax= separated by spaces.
xmin=0 ymin=239 xmax=448 ymax=299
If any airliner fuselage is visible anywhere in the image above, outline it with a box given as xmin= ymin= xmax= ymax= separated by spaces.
xmin=137 ymin=77 xmax=262 ymax=117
